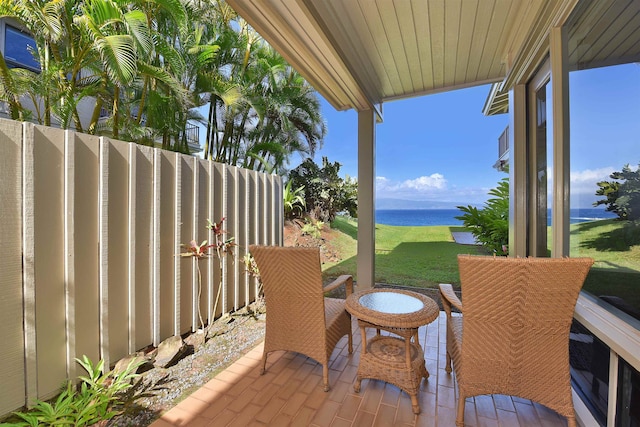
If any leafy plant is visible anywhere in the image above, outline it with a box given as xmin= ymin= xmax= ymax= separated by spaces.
xmin=4 ymin=356 xmax=142 ymax=427
xmin=283 ymin=180 xmax=306 ymax=219
xmin=456 ymin=177 xmax=509 ymax=255
xmin=594 ymin=163 xmax=640 ymax=221
xmin=179 ymin=217 xmax=236 ymax=332
xmin=301 ymin=218 xmax=324 ymax=239
xmin=243 ymin=253 xmax=265 ymax=314
xmin=287 ymin=157 xmax=358 ymax=222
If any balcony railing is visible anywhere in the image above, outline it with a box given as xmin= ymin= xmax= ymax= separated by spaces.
xmin=493 ymin=125 xmax=509 ymax=171
xmin=572 ymin=293 xmax=640 ymax=426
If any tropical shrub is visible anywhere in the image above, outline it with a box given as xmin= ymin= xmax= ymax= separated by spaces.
xmin=179 ymin=217 xmax=236 ymax=331
xmin=5 ymin=356 xmax=142 ymax=427
xmin=594 ymin=163 xmax=640 ymax=221
xmin=283 ymin=181 xmax=306 ymax=219
xmin=456 ymin=177 xmax=509 ymax=255
xmin=287 ymin=157 xmax=358 ymax=222
xmin=301 ymin=218 xmax=324 ymax=239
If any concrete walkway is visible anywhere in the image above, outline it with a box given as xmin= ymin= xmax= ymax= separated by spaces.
xmin=451 ymin=231 xmax=479 ymax=245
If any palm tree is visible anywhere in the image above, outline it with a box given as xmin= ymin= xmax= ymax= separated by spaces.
xmin=242 ymin=46 xmax=326 ymax=173
xmin=1 ymin=0 xmax=327 ymax=163
xmin=196 ymin=14 xmax=326 ymax=172
xmin=0 ymin=52 xmax=30 ymax=120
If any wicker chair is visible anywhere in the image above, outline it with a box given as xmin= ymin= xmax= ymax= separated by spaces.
xmin=249 ymin=245 xmax=353 ymax=391
xmin=439 ymin=255 xmax=594 ymax=427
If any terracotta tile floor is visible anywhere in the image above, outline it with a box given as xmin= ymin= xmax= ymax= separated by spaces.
xmin=150 ymin=313 xmax=568 ymax=426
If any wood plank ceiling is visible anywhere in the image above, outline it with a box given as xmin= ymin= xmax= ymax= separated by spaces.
xmin=225 ymin=0 xmax=545 ymax=112
xmin=567 ymin=0 xmax=640 ymax=71
xmin=484 ymin=0 xmax=640 ymax=115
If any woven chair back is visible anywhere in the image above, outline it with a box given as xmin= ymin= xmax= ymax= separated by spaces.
xmin=457 ymin=255 xmax=593 ymax=404
xmin=249 ymin=245 xmax=327 ymax=356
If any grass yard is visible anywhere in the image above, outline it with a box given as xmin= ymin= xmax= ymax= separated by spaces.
xmin=323 ymin=216 xmax=640 ymax=310
xmin=569 ymin=219 xmax=640 ymax=309
xmin=324 ymin=216 xmax=484 ymax=288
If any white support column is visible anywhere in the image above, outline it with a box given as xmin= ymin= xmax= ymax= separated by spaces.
xmin=357 ymin=110 xmax=376 ymax=289
xmin=509 ymin=85 xmax=528 ymax=257
xmin=550 ymin=26 xmax=570 ymax=257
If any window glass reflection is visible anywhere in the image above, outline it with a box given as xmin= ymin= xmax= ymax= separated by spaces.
xmin=5 ymin=25 xmax=39 ymax=71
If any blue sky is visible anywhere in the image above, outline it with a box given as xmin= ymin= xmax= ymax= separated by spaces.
xmin=293 ymin=63 xmax=640 ymax=209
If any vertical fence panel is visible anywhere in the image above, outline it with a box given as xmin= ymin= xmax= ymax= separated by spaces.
xmin=206 ymin=161 xmax=216 ymax=321
xmin=63 ymin=131 xmax=76 ymax=378
xmin=237 ymin=168 xmax=248 ymax=309
xmin=100 ymin=138 xmax=130 ymax=366
xmin=130 ymin=145 xmax=154 ymax=351
xmin=195 ymin=159 xmax=210 ymax=326
xmin=247 ymin=170 xmax=259 ymax=299
xmin=0 ymin=119 xmax=26 ymax=414
xmin=22 ymin=123 xmax=37 ymax=404
xmin=29 ymin=125 xmax=67 ymax=400
xmin=177 ymin=154 xmax=195 ymax=334
xmin=173 ymin=156 xmax=181 ymax=335
xmin=257 ymin=173 xmax=266 ymax=245
xmin=274 ymin=176 xmax=283 ymax=245
xmin=156 ymin=150 xmax=176 ymax=341
xmin=71 ymin=132 xmax=101 ymax=369
xmin=213 ymin=163 xmax=226 ymax=317
xmin=265 ymin=175 xmax=274 ymax=245
xmin=226 ymin=166 xmax=238 ymax=312
xmin=190 ymin=158 xmax=199 ymax=331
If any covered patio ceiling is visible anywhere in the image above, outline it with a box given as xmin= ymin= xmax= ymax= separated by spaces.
xmin=225 ymin=0 xmax=550 ymax=113
xmin=224 ymin=0 xmax=640 ymax=115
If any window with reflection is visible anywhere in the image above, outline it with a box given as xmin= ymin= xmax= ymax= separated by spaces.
xmin=4 ymin=25 xmax=39 ymax=71
xmin=567 ymin=0 xmax=640 ymax=324
xmin=566 ymin=1 xmax=640 ymax=425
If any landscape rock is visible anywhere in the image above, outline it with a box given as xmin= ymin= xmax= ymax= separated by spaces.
xmin=184 ymin=329 xmax=206 ymax=348
xmin=154 ymin=336 xmax=187 ymax=368
xmin=114 ymin=353 xmax=154 ymax=375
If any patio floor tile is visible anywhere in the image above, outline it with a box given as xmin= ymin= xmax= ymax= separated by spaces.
xmin=150 ymin=313 xmax=570 ymax=426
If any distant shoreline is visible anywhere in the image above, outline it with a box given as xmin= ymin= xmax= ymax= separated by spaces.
xmin=374 ymin=208 xmax=616 ymax=227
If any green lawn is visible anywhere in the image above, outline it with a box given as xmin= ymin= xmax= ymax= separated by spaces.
xmin=569 ymin=219 xmax=640 ymax=308
xmin=324 ymin=216 xmax=640 ymax=308
xmin=324 ymin=216 xmax=484 ymax=288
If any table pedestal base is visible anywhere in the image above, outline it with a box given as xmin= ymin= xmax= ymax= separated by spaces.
xmin=355 ymin=334 xmax=428 ymax=414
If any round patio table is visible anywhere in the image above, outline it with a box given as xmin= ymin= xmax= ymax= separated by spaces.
xmin=345 ymin=288 xmax=439 ymax=414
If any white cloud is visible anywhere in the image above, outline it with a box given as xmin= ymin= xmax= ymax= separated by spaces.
xmin=403 ymin=174 xmax=447 ymax=190
xmin=570 ymin=167 xmax=614 ymax=186
xmin=375 ymin=173 xmax=488 ymax=206
xmin=376 ymin=174 xmax=447 ymax=196
xmin=374 ymin=167 xmax=619 ymax=208
xmin=568 ymin=167 xmax=615 ymax=207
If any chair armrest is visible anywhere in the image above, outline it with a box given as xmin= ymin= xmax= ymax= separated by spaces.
xmin=324 ymin=275 xmax=354 ymax=297
xmin=439 ymin=283 xmax=462 ymax=315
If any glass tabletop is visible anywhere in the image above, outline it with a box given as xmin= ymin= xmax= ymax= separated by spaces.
xmin=358 ymin=292 xmax=424 ymax=315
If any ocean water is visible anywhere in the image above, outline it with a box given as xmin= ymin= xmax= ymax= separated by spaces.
xmin=375 ymin=208 xmax=617 ymax=227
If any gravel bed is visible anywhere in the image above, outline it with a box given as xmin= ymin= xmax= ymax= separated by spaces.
xmin=108 ymin=309 xmax=266 ymax=427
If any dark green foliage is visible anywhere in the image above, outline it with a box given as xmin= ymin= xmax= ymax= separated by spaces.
xmin=287 ymin=157 xmax=358 ymax=222
xmin=283 ymin=180 xmax=306 ymax=220
xmin=456 ymin=177 xmax=509 ymax=255
xmin=594 ymin=163 xmax=640 ymax=221
xmin=3 ymin=356 xmax=142 ymax=427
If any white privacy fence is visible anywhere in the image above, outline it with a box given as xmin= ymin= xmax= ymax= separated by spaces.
xmin=0 ymin=118 xmax=283 ymax=415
